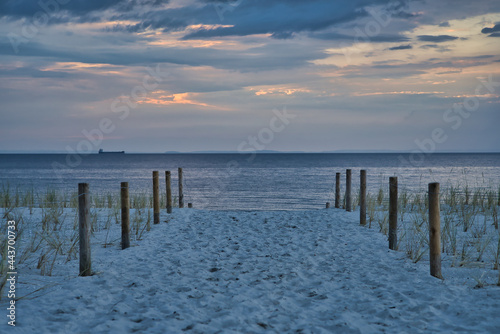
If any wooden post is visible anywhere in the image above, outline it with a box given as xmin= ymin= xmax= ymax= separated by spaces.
xmin=345 ymin=169 xmax=352 ymax=212
xmin=326 ymin=202 xmax=330 ymax=209
xmin=78 ymin=183 xmax=91 ymax=276
xmin=360 ymin=170 xmax=367 ymax=226
xmin=429 ymin=182 xmax=443 ymax=279
xmin=153 ymin=171 xmax=160 ymax=224
xmin=389 ymin=177 xmax=398 ymax=250
xmin=166 ymin=171 xmax=172 ymax=214
xmin=178 ymin=167 xmax=184 ymax=208
xmin=335 ymin=173 xmax=341 ymax=208
xmin=188 ymin=203 xmax=193 ymax=208
xmin=121 ymin=182 xmax=130 ymax=250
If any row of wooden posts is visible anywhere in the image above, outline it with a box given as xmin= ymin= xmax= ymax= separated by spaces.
xmin=78 ymin=167 xmax=442 ymax=280
xmin=327 ymin=169 xmax=442 ymax=279
xmin=78 ymin=168 xmax=189 ymax=277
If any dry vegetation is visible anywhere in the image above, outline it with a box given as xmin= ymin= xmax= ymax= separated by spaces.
xmin=1 ymin=177 xmax=499 ymax=298
xmin=364 ymin=181 xmax=500 ymax=286
xmin=0 ymin=186 xmax=179 ymax=300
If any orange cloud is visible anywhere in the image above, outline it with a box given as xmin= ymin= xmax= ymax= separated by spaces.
xmin=42 ymin=62 xmax=124 ymax=75
xmin=251 ymin=87 xmax=311 ymax=96
xmin=137 ymin=91 xmax=215 ymax=108
xmin=352 ymin=91 xmax=445 ymax=96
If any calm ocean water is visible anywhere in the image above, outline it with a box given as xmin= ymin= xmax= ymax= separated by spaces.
xmin=0 ymin=153 xmax=499 ymax=210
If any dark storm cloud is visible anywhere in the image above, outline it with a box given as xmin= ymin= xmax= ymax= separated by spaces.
xmin=1 ymin=0 xmax=499 ymax=154
xmin=391 ymin=10 xmax=419 ymax=19
xmin=0 ymin=66 xmax=71 ymax=78
xmin=419 ymin=44 xmax=452 ymax=53
xmin=0 ymin=0 xmax=168 ymax=18
xmin=417 ymin=55 xmax=496 ymax=68
xmin=388 ymin=44 xmax=412 ymax=50
xmin=481 ymin=23 xmax=500 ymax=34
xmin=105 ymin=0 xmax=409 ymax=39
xmin=183 ymin=0 xmax=409 ymax=40
xmin=436 ymin=69 xmax=462 ymax=74
xmin=340 ymin=68 xmax=426 ymax=79
xmin=466 ymin=55 xmax=496 ymax=59
xmin=0 ymin=40 xmax=329 ymax=72
xmin=1 ymin=0 xmax=412 ymax=44
xmin=438 ymin=21 xmax=450 ymax=27
xmin=342 ymin=54 xmax=497 ymax=79
xmin=409 ymin=0 xmax=500 ymax=26
xmin=105 ymin=15 xmax=187 ymax=33
xmin=481 ymin=23 xmax=500 ymax=37
xmin=309 ymin=32 xmax=410 ymax=43
xmin=417 ymin=35 xmax=459 ymax=43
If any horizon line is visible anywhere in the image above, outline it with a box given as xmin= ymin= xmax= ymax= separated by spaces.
xmin=1 ymin=150 xmax=500 ymax=154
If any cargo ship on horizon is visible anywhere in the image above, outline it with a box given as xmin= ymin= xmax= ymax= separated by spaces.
xmin=98 ymin=149 xmax=125 ymax=154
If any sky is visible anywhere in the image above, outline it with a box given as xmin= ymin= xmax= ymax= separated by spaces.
xmin=0 ymin=0 xmax=499 ymax=153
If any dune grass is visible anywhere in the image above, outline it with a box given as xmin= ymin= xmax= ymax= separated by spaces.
xmin=0 ymin=184 xmax=180 ymax=299
xmin=364 ymin=180 xmax=500 ymax=285
xmin=1 ymin=176 xmax=499 ymax=289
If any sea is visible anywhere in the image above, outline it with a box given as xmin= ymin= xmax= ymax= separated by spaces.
xmin=0 ymin=153 xmax=499 ymax=210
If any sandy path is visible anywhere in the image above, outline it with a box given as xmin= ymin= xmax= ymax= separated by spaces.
xmin=5 ymin=209 xmax=500 ymax=333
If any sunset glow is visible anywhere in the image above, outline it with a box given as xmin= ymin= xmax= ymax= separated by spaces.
xmin=0 ymin=0 xmax=499 ymax=153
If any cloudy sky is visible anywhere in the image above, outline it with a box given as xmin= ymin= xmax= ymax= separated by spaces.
xmin=0 ymin=0 xmax=499 ymax=153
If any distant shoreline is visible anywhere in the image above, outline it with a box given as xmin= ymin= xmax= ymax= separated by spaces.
xmin=1 ymin=151 xmax=500 ymax=155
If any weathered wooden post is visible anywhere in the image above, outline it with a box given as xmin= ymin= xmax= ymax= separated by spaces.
xmin=345 ymin=169 xmax=352 ymax=212
xmin=153 ymin=171 xmax=160 ymax=225
xmin=326 ymin=202 xmax=330 ymax=209
xmin=429 ymin=182 xmax=443 ymax=279
xmin=178 ymin=167 xmax=184 ymax=208
xmin=121 ymin=182 xmax=130 ymax=250
xmin=78 ymin=183 xmax=91 ymax=276
xmin=166 ymin=171 xmax=172 ymax=214
xmin=335 ymin=172 xmax=341 ymax=208
xmin=389 ymin=177 xmax=398 ymax=250
xmin=360 ymin=170 xmax=367 ymax=226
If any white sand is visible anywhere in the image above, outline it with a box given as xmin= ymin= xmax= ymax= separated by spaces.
xmin=2 ymin=208 xmax=500 ymax=333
